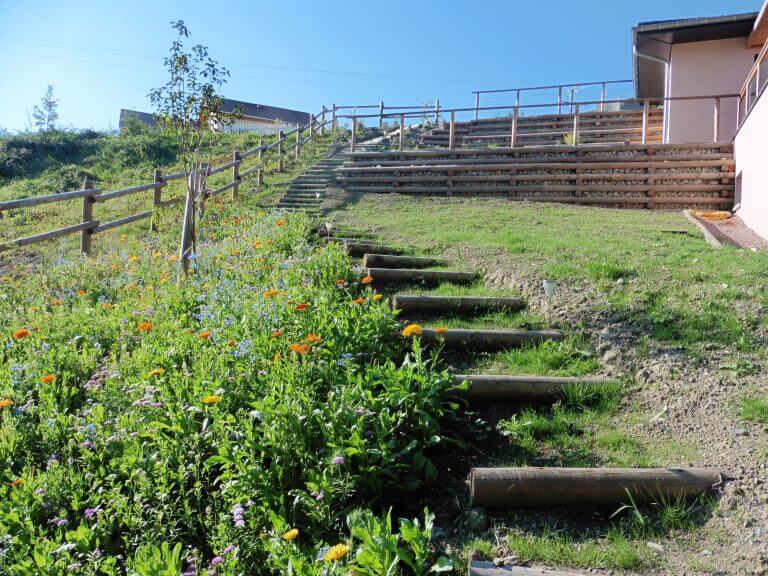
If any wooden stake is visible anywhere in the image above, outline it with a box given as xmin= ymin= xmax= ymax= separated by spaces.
xmin=320 ymin=107 xmax=326 ymax=136
xmin=80 ymin=180 xmax=95 ymax=255
xmin=232 ymin=150 xmax=240 ymax=199
xmin=295 ymin=124 xmax=301 ymax=159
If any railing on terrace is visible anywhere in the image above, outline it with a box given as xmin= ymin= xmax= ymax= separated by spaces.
xmin=0 ymin=107 xmax=335 ymax=255
xmin=471 ymin=80 xmax=634 ymax=118
xmin=337 ymin=94 xmax=738 ymax=151
xmin=738 ymin=39 xmax=768 ymax=127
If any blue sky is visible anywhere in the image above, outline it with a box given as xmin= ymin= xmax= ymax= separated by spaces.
xmin=0 ymin=0 xmax=760 ymax=131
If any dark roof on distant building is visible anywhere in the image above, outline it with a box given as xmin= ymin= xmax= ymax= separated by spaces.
xmin=633 ymin=12 xmax=759 ymax=98
xmin=119 ymin=99 xmax=310 ymax=130
xmin=119 ymin=109 xmax=158 ymax=129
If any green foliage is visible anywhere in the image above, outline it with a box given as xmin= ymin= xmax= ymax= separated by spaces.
xmin=738 ymin=396 xmax=768 ymax=423
xmin=31 ymin=84 xmax=59 ymax=132
xmin=0 ymin=208 xmax=456 ymax=574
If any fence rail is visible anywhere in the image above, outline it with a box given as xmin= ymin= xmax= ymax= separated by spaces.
xmin=738 ymin=39 xmax=768 ymax=127
xmin=0 ymin=107 xmax=334 ymax=255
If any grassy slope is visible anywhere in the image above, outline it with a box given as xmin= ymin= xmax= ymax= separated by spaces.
xmin=324 ymin=193 xmax=768 ymax=572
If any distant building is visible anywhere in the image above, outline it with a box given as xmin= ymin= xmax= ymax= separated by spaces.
xmin=119 ymin=99 xmax=311 ymax=135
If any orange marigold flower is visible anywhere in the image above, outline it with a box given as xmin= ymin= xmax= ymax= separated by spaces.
xmin=401 ymin=324 xmax=423 ymax=337
xmin=263 ymin=289 xmax=280 ymax=298
xmin=12 ymin=329 xmax=30 ymax=339
xmin=9 ymin=478 xmax=23 ymax=487
xmin=273 ymin=351 xmax=281 ymax=363
xmin=336 ymin=278 xmax=345 ymax=285
xmin=435 ymin=327 xmax=448 ymax=334
xmin=272 ymin=330 xmax=282 ymax=338
xmin=187 ymin=328 xmax=196 ymax=335
xmin=227 ymin=339 xmax=237 ymax=347
xmin=199 ymin=330 xmax=212 ymax=340
xmin=159 ymin=273 xmax=169 ymax=283
xmin=41 ymin=374 xmax=56 ymax=383
xmin=372 ymin=294 xmax=383 ymax=301
xmin=127 ymin=283 xmax=137 ymax=290
xmin=202 ymin=395 xmax=221 ymax=405
xmin=252 ymin=240 xmax=262 ymax=249
xmin=76 ymin=290 xmax=86 ymax=296
xmin=361 ymin=276 xmax=373 ymax=284
xmin=290 ymin=343 xmax=310 ymax=354
xmin=51 ymin=298 xmax=63 ymax=306
xmin=352 ymin=297 xmax=366 ymax=305
xmin=277 ymin=219 xmax=286 ymax=227
xmin=306 ymin=333 xmax=322 ymax=343
xmin=231 ymin=249 xmax=240 ymax=256
xmin=0 ymin=399 xmax=13 ymax=409
xmin=102 ymin=303 xmax=112 ymax=310
xmin=137 ymin=322 xmax=154 ymax=332
xmin=0 ymin=276 xmax=11 ymax=282
xmin=147 ymin=368 xmax=165 ymax=378
xmin=294 ymin=303 xmax=309 ymax=311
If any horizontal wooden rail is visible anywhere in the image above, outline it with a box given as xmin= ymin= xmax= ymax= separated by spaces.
xmin=95 ymin=181 xmax=164 ymax=203
xmin=0 ymin=188 xmax=100 ymax=212
xmin=93 ymin=211 xmax=153 ymax=233
xmin=0 ymin=221 xmax=98 ymax=253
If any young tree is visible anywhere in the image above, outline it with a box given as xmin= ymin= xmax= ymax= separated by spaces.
xmin=149 ymin=20 xmax=236 ymax=274
xmin=31 ymin=84 xmax=59 ymax=131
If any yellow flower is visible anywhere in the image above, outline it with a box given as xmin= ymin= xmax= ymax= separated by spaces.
xmin=51 ymin=298 xmax=63 ymax=306
xmin=0 ymin=399 xmax=13 ymax=409
xmin=202 ymin=395 xmax=221 ymax=405
xmin=76 ymin=290 xmax=86 ymax=296
xmin=0 ymin=276 xmax=11 ymax=282
xmin=372 ymin=294 xmax=383 ymax=301
xmin=128 ymin=255 xmax=139 ymax=262
xmin=306 ymin=333 xmax=322 ymax=344
xmin=231 ymin=249 xmax=240 ymax=256
xmin=41 ymin=374 xmax=56 ymax=383
xmin=324 ymin=543 xmax=350 ymax=562
xmin=401 ymin=324 xmax=423 ymax=337
xmin=252 ymin=240 xmax=262 ymax=249
xmin=352 ymin=297 xmax=366 ymax=305
xmin=283 ymin=528 xmax=299 ymax=541
xmin=147 ymin=368 xmax=165 ymax=378
xmin=360 ymin=276 xmax=373 ymax=285
xmin=263 ymin=289 xmax=280 ymax=298
xmin=159 ymin=273 xmax=169 ymax=283
xmin=153 ymin=252 xmax=163 ymax=259
xmin=227 ymin=339 xmax=237 ymax=347
xmin=277 ymin=219 xmax=286 ymax=227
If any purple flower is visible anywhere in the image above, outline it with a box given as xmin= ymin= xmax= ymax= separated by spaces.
xmin=50 ymin=518 xmax=69 ymax=527
xmin=222 ymin=545 xmax=236 ymax=555
xmin=331 ymin=456 xmax=345 ymax=465
xmin=80 ymin=440 xmax=94 ymax=449
xmin=312 ymin=491 xmax=325 ymax=501
xmin=354 ymin=408 xmax=364 ymax=417
xmin=210 ymin=556 xmax=224 ymax=566
xmin=395 ymin=453 xmax=404 ymax=462
xmin=84 ymin=506 xmax=103 ymax=519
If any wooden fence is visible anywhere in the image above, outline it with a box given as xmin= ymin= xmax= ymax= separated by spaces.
xmin=0 ymin=108 xmax=334 ymax=255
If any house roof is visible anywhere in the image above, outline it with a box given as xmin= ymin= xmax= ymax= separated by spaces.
xmin=749 ymin=1 xmax=768 ymax=47
xmin=118 ymin=99 xmax=311 ymax=130
xmin=633 ymin=12 xmax=759 ymax=98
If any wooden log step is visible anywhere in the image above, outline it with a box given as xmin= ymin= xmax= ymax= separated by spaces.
xmin=365 ymin=267 xmax=478 ymax=286
xmin=362 ymin=254 xmax=447 ymax=269
xmin=469 ymin=467 xmax=722 ymax=508
xmin=469 ymin=562 xmax=587 ymax=576
xmin=393 ymin=294 xmax=525 ymax=314
xmin=452 ymin=374 xmax=615 ymax=402
xmin=418 ymin=328 xmax=563 ymax=350
xmin=325 ymin=238 xmax=404 ymax=256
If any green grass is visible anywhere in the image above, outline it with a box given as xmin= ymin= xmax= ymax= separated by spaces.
xmin=325 ymin=195 xmax=768 ymax=354
xmin=474 ymin=338 xmax=600 ymax=376
xmin=738 ymin=396 xmax=768 ymax=423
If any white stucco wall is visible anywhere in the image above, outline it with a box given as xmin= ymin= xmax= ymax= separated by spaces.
xmin=735 ymin=88 xmax=768 ymax=240
xmin=667 ymin=38 xmax=759 ymax=143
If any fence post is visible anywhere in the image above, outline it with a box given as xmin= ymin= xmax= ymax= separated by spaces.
xmin=510 ymin=106 xmax=519 ymax=148
xmin=277 ymin=131 xmax=284 ymax=173
xmin=572 ymin=104 xmax=580 ymax=145
xmin=320 ymin=107 xmax=326 ymax=136
xmin=257 ymin=136 xmax=264 ymax=186
xmin=80 ymin=180 xmax=95 ymax=255
xmin=515 ymin=89 xmax=521 ymax=108
xmin=295 ymin=124 xmax=301 ymax=160
xmin=600 ymin=82 xmax=607 ymax=112
xmin=558 ymin=86 xmax=563 ymax=114
xmin=150 ymin=169 xmax=163 ymax=233
xmin=332 ymin=103 xmax=338 ymax=130
xmin=309 ymin=116 xmax=315 ymax=143
xmin=232 ymin=150 xmax=241 ymax=199
xmin=379 ymin=101 xmax=385 ymax=130
xmin=641 ymin=100 xmax=649 ymax=145
xmin=449 ymin=111 xmax=456 ymax=150
xmin=713 ymin=97 xmax=721 ymax=142
xmin=435 ymin=98 xmax=440 ymax=123
xmin=474 ymin=93 xmax=480 ymax=120
xmin=399 ymin=114 xmax=405 ymax=151
xmin=350 ymin=116 xmax=357 ymax=152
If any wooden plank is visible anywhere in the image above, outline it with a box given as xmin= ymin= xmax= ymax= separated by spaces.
xmin=362 ymin=254 xmax=447 ymax=268
xmin=452 ymin=374 xmax=616 ymax=402
xmin=163 ymin=170 xmax=189 ymax=181
xmin=393 ymin=294 xmax=525 ymax=314
xmin=95 ymin=181 xmax=165 ymax=202
xmin=364 ymin=267 xmax=478 ymax=286
xmin=0 ymin=188 xmax=99 ymax=211
xmin=469 ymin=467 xmax=722 ymax=508
xmin=469 ymin=561 xmax=587 ymax=576
xmin=208 ymin=180 xmax=238 ymax=197
xmin=418 ymin=328 xmax=563 ymax=350
xmin=93 ymin=210 xmax=153 ymax=234
xmin=0 ymin=221 xmax=98 ymax=253
xmin=340 ymin=173 xmax=733 ymax=183
xmin=338 ymin=160 xmax=734 ymax=173
xmin=324 ymin=238 xmax=404 ymax=257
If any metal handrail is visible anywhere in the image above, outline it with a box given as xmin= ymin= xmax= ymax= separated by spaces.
xmin=737 ymin=40 xmax=768 ymax=126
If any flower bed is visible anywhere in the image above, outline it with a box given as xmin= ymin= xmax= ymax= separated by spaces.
xmin=0 ymin=206 xmax=455 ymax=574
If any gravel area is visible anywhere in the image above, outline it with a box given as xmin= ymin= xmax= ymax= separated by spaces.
xmin=699 ymin=214 xmax=768 ymax=250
